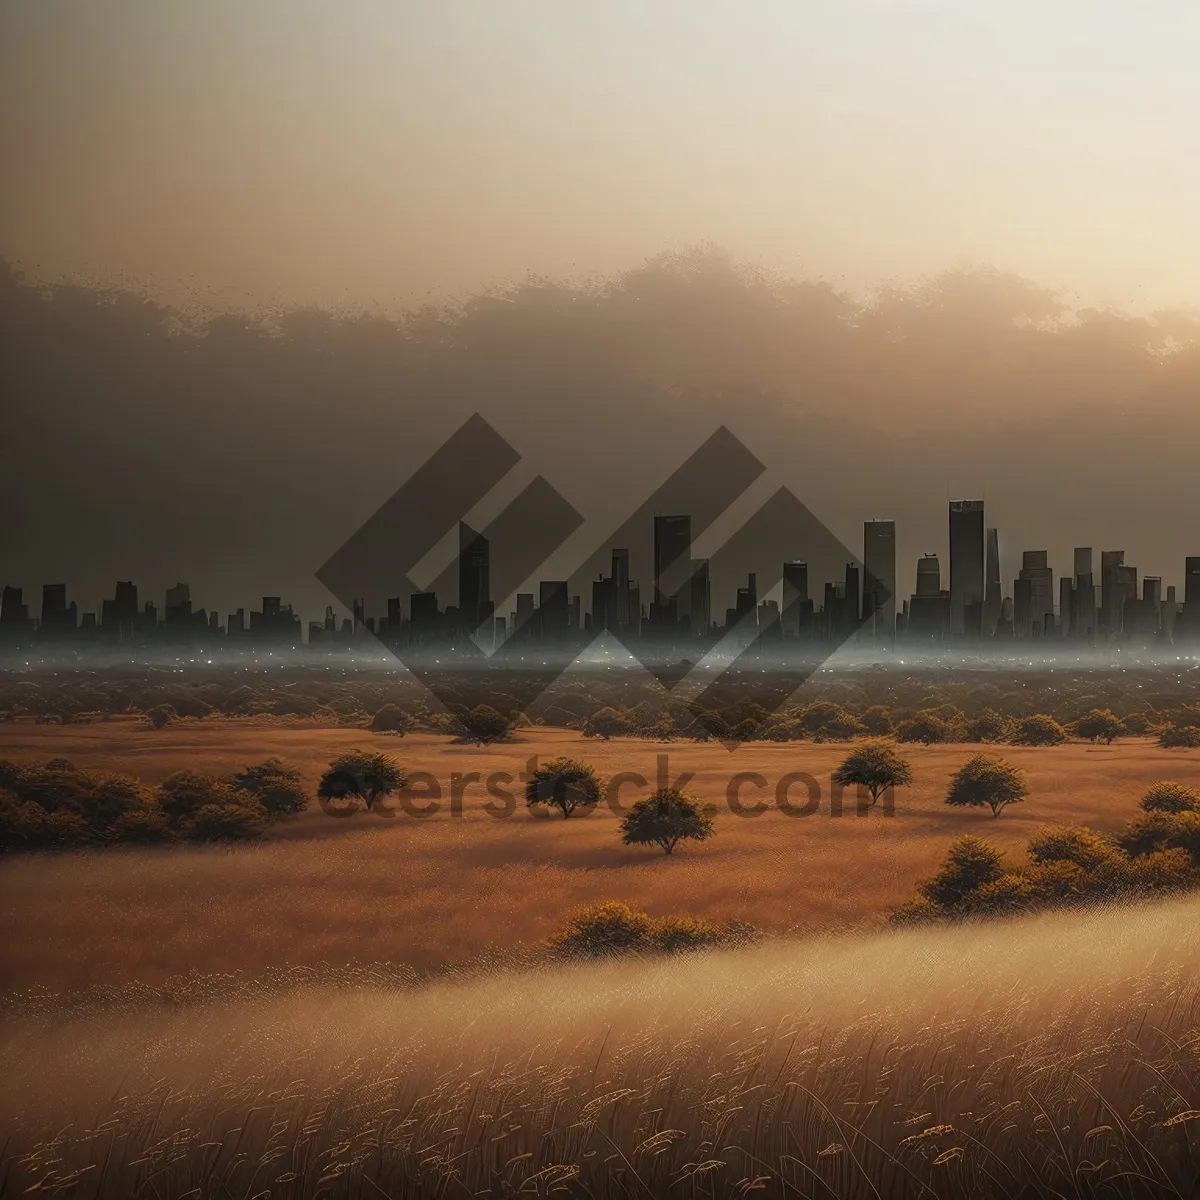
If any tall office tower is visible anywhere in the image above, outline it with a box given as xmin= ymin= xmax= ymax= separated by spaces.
xmin=734 ymin=573 xmax=758 ymax=625
xmin=1059 ymin=576 xmax=1074 ymax=638
xmin=409 ymin=592 xmax=439 ymax=643
xmin=909 ymin=553 xmax=950 ymax=639
xmin=591 ymin=575 xmax=613 ymax=631
xmin=688 ymin=559 xmax=710 ymax=637
xmin=1100 ymin=551 xmax=1138 ymax=636
xmin=949 ymin=500 xmax=985 ymax=637
xmin=42 ymin=583 xmax=67 ymax=619
xmin=1183 ymin=557 xmax=1200 ymax=639
xmin=782 ymin=560 xmax=810 ymax=636
xmin=1187 ymin=557 xmax=1200 ymax=606
xmin=652 ymin=515 xmax=692 ymax=621
xmin=539 ymin=580 xmax=569 ymax=639
xmin=843 ymin=562 xmax=862 ymax=637
xmin=1072 ymin=547 xmax=1097 ymax=639
xmin=863 ymin=520 xmax=896 ymax=641
xmin=40 ymin=583 xmax=77 ymax=637
xmin=514 ymin=592 xmax=535 ymax=639
xmin=916 ymin=554 xmax=942 ymax=597
xmin=0 ymin=586 xmax=30 ymax=632
xmin=610 ymin=548 xmax=631 ymax=630
xmin=983 ymin=527 xmax=1002 ymax=636
xmin=1014 ymin=551 xmax=1054 ymax=638
xmin=458 ymin=521 xmax=490 ymax=635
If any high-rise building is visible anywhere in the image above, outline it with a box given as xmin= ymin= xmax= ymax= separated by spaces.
xmin=908 ymin=554 xmax=950 ymax=639
xmin=1070 ymin=548 xmax=1097 ymax=639
xmin=1014 ymin=551 xmax=1054 ymax=638
xmin=611 ymin=548 xmax=630 ymax=629
xmin=916 ymin=554 xmax=941 ymax=597
xmin=949 ymin=500 xmax=985 ymax=636
xmin=863 ymin=520 xmax=896 ymax=641
xmin=652 ymin=515 xmax=691 ymax=623
xmin=1183 ymin=557 xmax=1200 ymax=640
xmin=688 ymin=559 xmax=710 ymax=637
xmin=539 ymin=580 xmax=569 ymax=639
xmin=782 ymin=560 xmax=810 ymax=637
xmin=458 ymin=522 xmax=490 ymax=635
xmin=983 ymin=527 xmax=1002 ymax=636
xmin=1100 ymin=551 xmax=1138 ymax=637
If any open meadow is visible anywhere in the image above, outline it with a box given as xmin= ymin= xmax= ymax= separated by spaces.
xmin=2 ymin=893 xmax=1198 ymax=1198
xmin=1 ymin=718 xmax=1198 ymax=993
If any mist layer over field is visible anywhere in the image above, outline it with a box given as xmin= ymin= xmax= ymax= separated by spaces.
xmin=3 ymin=895 xmax=1198 ymax=1198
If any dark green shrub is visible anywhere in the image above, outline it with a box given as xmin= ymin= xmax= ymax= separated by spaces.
xmin=234 ymin=759 xmax=309 ymax=818
xmin=317 ymin=750 xmax=406 ymax=813
xmin=108 ymin=807 xmax=173 ymax=843
xmin=832 ymin=741 xmax=913 ymax=806
xmin=965 ymin=709 xmax=1013 ymax=743
xmin=897 ymin=711 xmax=950 ymax=744
xmin=1071 ymin=708 xmax=1123 ymax=744
xmin=620 ymin=787 xmax=715 ymax=855
xmin=1010 ymin=714 xmax=1067 ymax=747
xmin=1159 ymin=726 xmax=1200 ymax=749
xmin=919 ymin=835 xmax=1006 ymax=909
xmin=1027 ymin=824 xmax=1117 ymax=871
xmin=525 ymin=757 xmax=602 ymax=818
xmin=158 ymin=771 xmax=229 ymax=822
xmin=945 ymin=754 xmax=1029 ymax=818
xmin=547 ymin=901 xmax=655 ymax=956
xmin=583 ymin=707 xmax=628 ymax=740
xmin=369 ymin=703 xmax=410 ymax=734
xmin=191 ymin=801 xmax=268 ymax=842
xmin=1139 ymin=781 xmax=1200 ymax=813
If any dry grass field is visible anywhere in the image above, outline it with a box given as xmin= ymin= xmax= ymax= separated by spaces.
xmin=2 ymin=894 xmax=1198 ymax=1198
xmin=1 ymin=720 xmax=1198 ymax=994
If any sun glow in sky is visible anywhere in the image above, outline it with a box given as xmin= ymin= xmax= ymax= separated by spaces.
xmin=2 ymin=0 xmax=1198 ymax=310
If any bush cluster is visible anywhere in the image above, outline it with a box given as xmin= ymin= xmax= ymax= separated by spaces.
xmin=894 ymin=779 xmax=1200 ymax=924
xmin=0 ymin=756 xmax=309 ymax=851
xmin=546 ymin=900 xmax=757 ymax=958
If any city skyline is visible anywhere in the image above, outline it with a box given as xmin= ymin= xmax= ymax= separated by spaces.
xmin=4 ymin=501 xmax=1198 ymax=652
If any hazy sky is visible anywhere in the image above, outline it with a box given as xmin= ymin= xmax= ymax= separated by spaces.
xmin=2 ymin=0 xmax=1198 ymax=312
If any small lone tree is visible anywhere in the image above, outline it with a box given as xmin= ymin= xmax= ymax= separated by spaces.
xmin=832 ymin=741 xmax=913 ymax=807
xmin=1072 ymin=708 xmax=1123 ymax=745
xmin=946 ymin=754 xmax=1029 ymax=818
xmin=620 ymin=787 xmax=716 ymax=855
xmin=525 ymin=757 xmax=601 ymax=818
xmin=318 ymin=750 xmax=406 ymax=813
xmin=1139 ymin=781 xmax=1200 ymax=814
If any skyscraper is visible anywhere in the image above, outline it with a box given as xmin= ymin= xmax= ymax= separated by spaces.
xmin=863 ymin=520 xmax=896 ymax=642
xmin=652 ymin=514 xmax=691 ymax=624
xmin=983 ymin=527 xmax=1002 ymax=636
xmin=458 ymin=521 xmax=490 ymax=635
xmin=782 ymin=560 xmax=810 ymax=637
xmin=949 ymin=500 xmax=985 ymax=637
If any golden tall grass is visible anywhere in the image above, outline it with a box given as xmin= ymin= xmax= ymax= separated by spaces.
xmin=3 ymin=724 xmax=1198 ymax=993
xmin=3 ymin=895 xmax=1198 ymax=1198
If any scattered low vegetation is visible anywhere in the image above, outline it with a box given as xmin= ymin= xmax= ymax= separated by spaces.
xmin=545 ymin=899 xmax=755 ymax=957
xmin=0 ymin=756 xmax=310 ymax=850
xmin=896 ymin=778 xmax=1200 ymax=923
